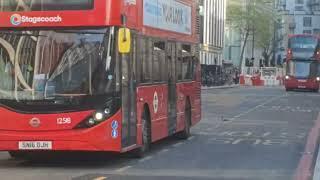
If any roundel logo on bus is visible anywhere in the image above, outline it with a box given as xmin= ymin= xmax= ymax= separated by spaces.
xmin=153 ymin=91 xmax=159 ymax=114
xmin=29 ymin=118 xmax=41 ymax=128
xmin=10 ymin=14 xmax=22 ymax=26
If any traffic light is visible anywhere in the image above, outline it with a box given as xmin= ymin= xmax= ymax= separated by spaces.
xmin=245 ymin=58 xmax=254 ymax=67
xmin=259 ymin=59 xmax=263 ymax=67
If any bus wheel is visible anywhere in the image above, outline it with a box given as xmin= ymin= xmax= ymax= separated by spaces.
xmin=132 ymin=109 xmax=151 ymax=158
xmin=8 ymin=151 xmax=27 ymax=159
xmin=178 ymin=101 xmax=191 ymax=139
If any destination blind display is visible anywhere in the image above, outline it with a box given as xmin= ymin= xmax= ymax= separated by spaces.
xmin=143 ymin=0 xmax=192 ymax=35
xmin=0 ymin=0 xmax=94 ymax=11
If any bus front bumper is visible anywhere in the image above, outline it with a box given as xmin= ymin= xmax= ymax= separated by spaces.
xmin=285 ymin=79 xmax=320 ymax=90
xmin=0 ymin=121 xmax=122 ymax=152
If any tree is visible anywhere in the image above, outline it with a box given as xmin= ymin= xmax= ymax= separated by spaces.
xmin=255 ymin=8 xmax=276 ymax=66
xmin=226 ymin=0 xmax=276 ymax=69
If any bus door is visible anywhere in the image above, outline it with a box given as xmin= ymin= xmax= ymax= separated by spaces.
xmin=121 ymin=35 xmax=137 ymax=147
xmin=167 ymin=42 xmax=177 ymax=135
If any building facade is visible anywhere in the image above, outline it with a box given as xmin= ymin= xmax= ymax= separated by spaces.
xmin=223 ymin=0 xmax=266 ymax=69
xmin=223 ymin=25 xmax=241 ymax=67
xmin=199 ymin=0 xmax=226 ymax=66
xmin=275 ymin=0 xmax=320 ymax=60
xmin=199 ymin=0 xmax=227 ymax=86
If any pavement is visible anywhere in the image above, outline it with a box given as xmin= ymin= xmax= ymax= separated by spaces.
xmin=0 ymin=86 xmax=320 ymax=180
xmin=201 ymin=84 xmax=240 ymax=90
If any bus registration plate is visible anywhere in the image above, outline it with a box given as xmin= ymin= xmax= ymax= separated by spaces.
xmin=18 ymin=141 xmax=52 ymax=150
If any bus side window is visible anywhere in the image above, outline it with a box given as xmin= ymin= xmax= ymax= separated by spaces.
xmin=152 ymin=42 xmax=160 ymax=82
xmin=192 ymin=45 xmax=200 ymax=81
xmin=177 ymin=44 xmax=183 ymax=81
xmin=192 ymin=55 xmax=199 ymax=81
xmin=134 ymin=35 xmax=141 ymax=84
xmin=153 ymin=41 xmax=166 ymax=82
xmin=182 ymin=44 xmax=192 ymax=81
xmin=160 ymin=48 xmax=167 ymax=82
xmin=141 ymin=38 xmax=152 ymax=83
xmin=166 ymin=43 xmax=176 ymax=83
xmin=132 ymin=34 xmax=137 ymax=83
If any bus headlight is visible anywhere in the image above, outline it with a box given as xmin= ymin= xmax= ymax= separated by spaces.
xmin=76 ymin=111 xmax=109 ymax=129
xmin=86 ymin=118 xmax=96 ymax=126
xmin=94 ymin=112 xmax=104 ymax=121
xmin=316 ymin=77 xmax=320 ymax=82
xmin=75 ymin=99 xmax=117 ymax=129
xmin=285 ymin=75 xmax=290 ymax=80
xmin=104 ymin=108 xmax=111 ymax=115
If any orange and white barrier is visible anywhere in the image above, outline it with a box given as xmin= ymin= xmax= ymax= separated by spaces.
xmin=240 ymin=67 xmax=284 ymax=87
xmin=261 ymin=76 xmax=279 ymax=86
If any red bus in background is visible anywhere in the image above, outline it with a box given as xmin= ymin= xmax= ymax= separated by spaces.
xmin=0 ymin=0 xmax=201 ymax=158
xmin=285 ymin=34 xmax=320 ymax=92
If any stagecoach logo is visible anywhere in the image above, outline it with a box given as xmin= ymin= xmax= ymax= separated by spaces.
xmin=10 ymin=14 xmax=22 ymax=26
xmin=10 ymin=14 xmax=62 ymax=26
xmin=153 ymin=91 xmax=159 ymax=114
xmin=29 ymin=118 xmax=41 ymax=128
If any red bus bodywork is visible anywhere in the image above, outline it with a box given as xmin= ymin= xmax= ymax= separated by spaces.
xmin=284 ymin=34 xmax=320 ymax=91
xmin=0 ymin=0 xmax=201 ymax=153
xmin=0 ymin=0 xmax=198 ymax=43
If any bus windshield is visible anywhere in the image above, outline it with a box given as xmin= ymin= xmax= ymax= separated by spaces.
xmin=0 ymin=28 xmax=118 ymax=111
xmin=289 ymin=36 xmax=318 ymax=52
xmin=0 ymin=0 xmax=94 ymax=11
xmin=287 ymin=61 xmax=318 ymax=78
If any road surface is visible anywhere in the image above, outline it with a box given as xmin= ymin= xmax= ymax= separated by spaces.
xmin=0 ymin=86 xmax=319 ymax=180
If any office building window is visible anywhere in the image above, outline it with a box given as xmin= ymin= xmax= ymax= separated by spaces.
xmin=295 ymin=6 xmax=304 ymax=11
xmin=295 ymin=0 xmax=304 ymax=4
xmin=314 ymin=29 xmax=320 ymax=35
xmin=303 ymin=17 xmax=312 ymax=27
xmin=303 ymin=30 xmax=312 ymax=34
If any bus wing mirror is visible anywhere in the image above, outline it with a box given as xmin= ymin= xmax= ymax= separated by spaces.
xmin=118 ymin=28 xmax=131 ymax=54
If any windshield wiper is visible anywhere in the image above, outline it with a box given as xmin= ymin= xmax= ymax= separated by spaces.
xmin=53 ymin=30 xmax=105 ymax=35
xmin=0 ymin=31 xmax=47 ymax=37
xmin=20 ymin=97 xmax=78 ymax=106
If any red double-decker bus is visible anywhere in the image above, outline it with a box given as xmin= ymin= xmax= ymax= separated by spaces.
xmin=284 ymin=34 xmax=320 ymax=92
xmin=0 ymin=0 xmax=201 ymax=158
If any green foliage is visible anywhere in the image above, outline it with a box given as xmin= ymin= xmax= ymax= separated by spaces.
xmin=227 ymin=0 xmax=275 ymax=33
xmin=227 ymin=0 xmax=277 ymax=65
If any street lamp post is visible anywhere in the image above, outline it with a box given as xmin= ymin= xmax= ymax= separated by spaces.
xmin=252 ymin=27 xmax=255 ymax=59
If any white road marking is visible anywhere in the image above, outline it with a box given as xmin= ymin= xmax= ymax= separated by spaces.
xmin=253 ymin=139 xmax=262 ymax=145
xmin=110 ymin=168 xmax=294 ymax=179
xmin=158 ymin=148 xmax=170 ymax=154
xmin=226 ymin=119 xmax=288 ymax=126
xmin=262 ymin=132 xmax=271 ymax=137
xmin=93 ymin=177 xmax=108 ymax=180
xmin=115 ymin=166 xmax=132 ymax=172
xmin=173 ymin=142 xmax=184 ymax=147
xmin=188 ymin=136 xmax=195 ymax=141
xmin=232 ymin=95 xmax=284 ymax=119
xmin=138 ymin=156 xmax=153 ymax=163
xmin=231 ymin=139 xmax=244 ymax=145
